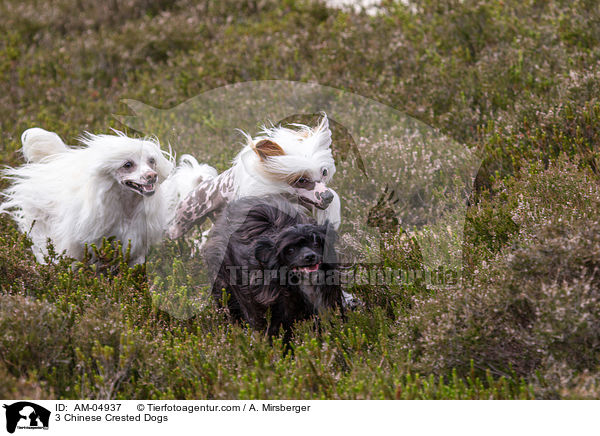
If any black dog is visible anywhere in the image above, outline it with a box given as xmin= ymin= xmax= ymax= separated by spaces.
xmin=203 ymin=195 xmax=343 ymax=339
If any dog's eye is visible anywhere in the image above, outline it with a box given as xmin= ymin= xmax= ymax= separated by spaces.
xmin=322 ymin=168 xmax=328 ymax=177
xmin=297 ymin=177 xmax=308 ymax=185
xmin=123 ymin=161 xmax=134 ymax=169
xmin=285 ymin=247 xmax=295 ymax=256
xmin=148 ymin=157 xmax=156 ymax=166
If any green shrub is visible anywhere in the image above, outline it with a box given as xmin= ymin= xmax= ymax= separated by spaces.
xmin=399 ymin=160 xmax=600 ymax=397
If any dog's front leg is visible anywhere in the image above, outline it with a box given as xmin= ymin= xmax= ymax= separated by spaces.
xmin=167 ymin=170 xmax=234 ymax=239
xmin=315 ymin=188 xmax=341 ymax=230
xmin=314 ymin=190 xmax=361 ymax=309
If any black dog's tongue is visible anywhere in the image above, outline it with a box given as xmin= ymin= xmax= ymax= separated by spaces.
xmin=294 ymin=263 xmax=320 ymax=273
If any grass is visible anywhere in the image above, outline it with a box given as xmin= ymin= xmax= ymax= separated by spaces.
xmin=1 ymin=0 xmax=600 ymax=399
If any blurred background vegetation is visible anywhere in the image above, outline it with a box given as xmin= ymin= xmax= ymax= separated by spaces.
xmin=1 ymin=0 xmax=600 ymax=399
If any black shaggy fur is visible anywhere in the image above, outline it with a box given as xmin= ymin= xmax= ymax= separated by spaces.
xmin=203 ymin=195 xmax=343 ymax=338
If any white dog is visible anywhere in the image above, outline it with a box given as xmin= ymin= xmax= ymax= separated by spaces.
xmin=0 ymin=128 xmax=215 ymax=265
xmin=167 ymin=114 xmax=341 ymax=239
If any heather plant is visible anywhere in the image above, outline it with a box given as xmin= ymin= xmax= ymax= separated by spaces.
xmin=399 ymin=160 xmax=600 ymax=397
xmin=1 ymin=0 xmax=600 ymax=399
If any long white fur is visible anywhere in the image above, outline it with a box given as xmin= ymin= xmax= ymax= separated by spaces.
xmin=233 ymin=115 xmax=341 ymax=228
xmin=21 ymin=128 xmax=69 ymax=163
xmin=0 ymin=128 xmax=214 ymax=264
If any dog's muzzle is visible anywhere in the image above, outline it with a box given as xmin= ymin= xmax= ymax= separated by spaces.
xmin=319 ymin=189 xmax=334 ymax=208
xmin=296 ymin=182 xmax=334 ymax=210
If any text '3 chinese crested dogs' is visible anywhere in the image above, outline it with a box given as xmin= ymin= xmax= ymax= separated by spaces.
xmin=203 ymin=195 xmax=344 ymax=339
xmin=166 ymin=113 xmax=341 ymax=240
xmin=0 ymin=128 xmax=215 ymax=264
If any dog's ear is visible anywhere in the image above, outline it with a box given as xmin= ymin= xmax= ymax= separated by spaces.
xmin=254 ymin=237 xmax=275 ymax=265
xmin=252 ymin=139 xmax=285 ymax=161
xmin=155 ymin=154 xmax=174 ymax=181
xmin=311 ymin=113 xmax=332 ymax=150
xmin=313 ymin=113 xmax=329 ymax=134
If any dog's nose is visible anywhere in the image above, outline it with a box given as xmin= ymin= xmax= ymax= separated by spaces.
xmin=303 ymin=252 xmax=317 ymax=264
xmin=144 ymin=171 xmax=158 ymax=184
xmin=320 ymin=189 xmax=334 ymax=207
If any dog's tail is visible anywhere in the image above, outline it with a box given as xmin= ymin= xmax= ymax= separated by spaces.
xmin=21 ymin=128 xmax=69 ymax=163
xmin=170 ymin=154 xmax=218 ymax=199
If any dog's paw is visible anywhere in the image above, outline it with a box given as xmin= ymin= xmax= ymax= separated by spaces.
xmin=342 ymin=290 xmax=363 ymax=310
xmin=166 ymin=224 xmax=182 ymax=240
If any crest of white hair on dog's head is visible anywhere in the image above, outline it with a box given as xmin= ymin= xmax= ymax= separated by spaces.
xmin=241 ymin=113 xmax=335 ymax=183
xmin=80 ymin=131 xmax=174 ymax=186
xmin=235 ymin=113 xmax=337 ymax=211
xmin=252 ymin=114 xmax=334 ymax=181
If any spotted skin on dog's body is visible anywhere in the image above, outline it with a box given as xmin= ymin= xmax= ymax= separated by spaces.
xmin=168 ymin=168 xmax=236 ymax=239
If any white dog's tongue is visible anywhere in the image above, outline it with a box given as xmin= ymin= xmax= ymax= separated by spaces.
xmin=142 ymin=183 xmax=155 ymax=193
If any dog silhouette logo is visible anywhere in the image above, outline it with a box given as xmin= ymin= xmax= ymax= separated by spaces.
xmin=3 ymin=402 xmax=50 ymax=434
